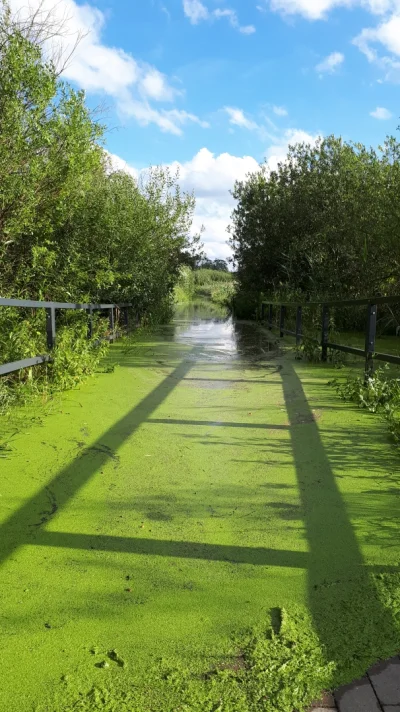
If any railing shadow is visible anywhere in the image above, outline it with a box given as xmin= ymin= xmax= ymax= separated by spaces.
xmin=0 ymin=353 xmax=196 ymax=566
xmin=280 ymin=360 xmax=400 ymax=685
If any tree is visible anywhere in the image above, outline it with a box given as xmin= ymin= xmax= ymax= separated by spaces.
xmin=199 ymin=258 xmax=229 ymax=272
xmin=229 ymin=135 xmax=400 ymax=313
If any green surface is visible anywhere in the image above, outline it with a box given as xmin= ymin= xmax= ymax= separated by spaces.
xmin=1 ymin=308 xmax=400 ymax=710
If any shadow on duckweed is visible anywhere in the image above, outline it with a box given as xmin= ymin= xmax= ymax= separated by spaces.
xmin=1 ymin=303 xmax=400 ymax=708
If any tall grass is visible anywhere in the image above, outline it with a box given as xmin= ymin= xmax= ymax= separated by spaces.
xmin=174 ymin=266 xmax=195 ymax=304
xmin=0 ymin=310 xmax=110 ymax=415
xmin=194 ymin=269 xmax=236 ymax=306
xmin=194 ymin=269 xmax=233 ymax=285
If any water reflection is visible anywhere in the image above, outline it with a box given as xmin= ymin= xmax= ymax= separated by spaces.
xmin=173 ymin=300 xmax=278 ymax=363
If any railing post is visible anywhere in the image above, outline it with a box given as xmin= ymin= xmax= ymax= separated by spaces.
xmin=87 ymin=305 xmax=93 ymax=339
xmin=296 ymin=306 xmax=302 ymax=347
xmin=279 ymin=305 xmax=285 ymax=337
xmin=109 ymin=306 xmax=115 ymax=340
xmin=365 ymin=303 xmax=377 ymax=377
xmin=260 ymin=302 xmax=265 ymax=321
xmin=45 ymin=307 xmax=56 ymax=350
xmin=123 ymin=306 xmax=129 ymax=330
xmin=321 ymin=305 xmax=329 ymax=362
xmin=268 ymin=304 xmax=273 ymax=330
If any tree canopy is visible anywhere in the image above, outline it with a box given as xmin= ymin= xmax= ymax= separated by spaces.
xmin=0 ymin=1 xmax=200 ymax=320
xmin=229 ymin=135 xmax=400 ymax=309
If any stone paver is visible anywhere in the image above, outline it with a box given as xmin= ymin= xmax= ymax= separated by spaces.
xmin=334 ymin=676 xmax=381 ymax=712
xmin=308 ymin=654 xmax=400 ymax=712
xmin=310 ymin=691 xmax=337 ymax=709
xmin=368 ymin=656 xmax=400 ymax=707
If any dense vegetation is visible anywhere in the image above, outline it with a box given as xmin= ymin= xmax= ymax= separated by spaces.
xmin=199 ymin=258 xmax=229 ymax=272
xmin=0 ymin=2 xmax=199 ymax=406
xmin=175 ymin=267 xmax=235 ymax=306
xmin=230 ymin=135 xmax=400 ymax=325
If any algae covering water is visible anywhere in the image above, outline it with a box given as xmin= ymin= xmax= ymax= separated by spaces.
xmin=1 ymin=302 xmax=400 ymax=711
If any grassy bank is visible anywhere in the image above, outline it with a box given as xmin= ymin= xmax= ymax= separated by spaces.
xmin=175 ymin=267 xmax=236 ymax=307
xmin=194 ymin=269 xmax=236 ymax=306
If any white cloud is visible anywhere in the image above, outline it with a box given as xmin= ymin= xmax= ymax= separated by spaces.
xmin=370 ymin=106 xmax=393 ymax=118
xmin=266 ymin=129 xmax=320 ymax=171
xmin=139 ymin=68 xmax=180 ymax=102
xmin=105 ymin=151 xmax=139 ymax=179
xmin=176 ymin=136 xmax=320 ymax=256
xmin=258 ymin=0 xmax=395 ymax=20
xmin=182 ymin=1 xmax=255 ymax=33
xmin=267 ymin=0 xmax=352 ymax=21
xmin=109 ymin=129 xmax=319 ymax=259
xmin=273 ymin=105 xmax=288 ymax=116
xmin=183 ymin=0 xmax=209 ymax=23
xmin=239 ymin=24 xmax=257 ymax=34
xmin=8 ymin=0 xmax=207 ymax=135
xmin=213 ymin=8 xmax=256 ymax=33
xmin=224 ymin=107 xmax=286 ymax=141
xmin=224 ymin=107 xmax=259 ymax=130
xmin=159 ymin=148 xmax=257 ymax=259
xmin=354 ymin=14 xmax=400 ymax=81
xmin=316 ymin=51 xmax=345 ymax=74
xmin=119 ymin=102 xmax=210 ymax=135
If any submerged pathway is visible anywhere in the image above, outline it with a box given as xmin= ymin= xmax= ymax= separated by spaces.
xmin=0 ymin=302 xmax=400 ymax=711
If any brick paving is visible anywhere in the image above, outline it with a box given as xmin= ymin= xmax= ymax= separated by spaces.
xmin=308 ymin=656 xmax=400 ymax=712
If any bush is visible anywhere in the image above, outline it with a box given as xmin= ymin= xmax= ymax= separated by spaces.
xmin=174 ymin=266 xmax=195 ymax=303
xmin=0 ymin=310 xmax=109 ymax=414
xmin=331 ymin=365 xmax=400 ymax=444
xmin=194 ymin=269 xmax=236 ymax=306
xmin=0 ymin=1 xmax=202 ymax=409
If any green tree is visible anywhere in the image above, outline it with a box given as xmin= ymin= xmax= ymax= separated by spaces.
xmin=0 ymin=1 xmax=201 ymax=399
xmin=230 ymin=135 xmax=400 ymax=317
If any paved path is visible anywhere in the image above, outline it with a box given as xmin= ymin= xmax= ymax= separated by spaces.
xmin=1 ymin=306 xmax=400 ymax=711
xmin=312 ymin=655 xmax=400 ymax=711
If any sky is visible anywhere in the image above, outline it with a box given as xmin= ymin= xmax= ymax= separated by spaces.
xmin=9 ymin=0 xmax=400 ymax=260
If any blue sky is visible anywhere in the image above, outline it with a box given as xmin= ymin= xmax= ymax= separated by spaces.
xmin=10 ymin=0 xmax=400 ymax=258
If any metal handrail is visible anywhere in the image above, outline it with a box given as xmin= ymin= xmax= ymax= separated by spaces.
xmin=260 ymin=295 xmax=400 ymax=373
xmin=261 ymin=295 xmax=400 ymax=308
xmin=0 ymin=297 xmax=132 ymax=376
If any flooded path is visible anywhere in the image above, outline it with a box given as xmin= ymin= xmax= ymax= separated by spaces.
xmin=1 ymin=302 xmax=399 ymax=710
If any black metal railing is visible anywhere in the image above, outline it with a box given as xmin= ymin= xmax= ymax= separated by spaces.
xmin=260 ymin=296 xmax=400 ymax=374
xmin=0 ymin=298 xmax=131 ymax=376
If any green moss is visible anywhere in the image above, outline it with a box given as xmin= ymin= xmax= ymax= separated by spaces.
xmin=2 ymin=320 xmax=400 ymax=711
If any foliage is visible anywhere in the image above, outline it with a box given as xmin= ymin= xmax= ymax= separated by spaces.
xmin=230 ymin=135 xmax=400 ymax=327
xmin=294 ymin=337 xmax=322 ymax=363
xmin=195 ymin=269 xmax=234 ymax=285
xmin=174 ymin=266 xmax=195 ymax=303
xmin=59 ymin=607 xmax=333 ymax=712
xmin=331 ymin=365 xmax=400 ymax=413
xmin=331 ymin=365 xmax=400 ymax=442
xmin=0 ymin=1 xmax=201 ymax=400
xmin=0 ymin=312 xmax=108 ymax=414
xmin=199 ymin=258 xmax=230 ymax=272
xmin=194 ymin=268 xmax=236 ymax=306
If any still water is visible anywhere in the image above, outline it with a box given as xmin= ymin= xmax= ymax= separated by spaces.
xmin=173 ymin=301 xmax=279 ymax=364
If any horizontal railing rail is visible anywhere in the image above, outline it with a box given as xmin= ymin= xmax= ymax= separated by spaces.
xmin=260 ymin=295 xmax=400 ymax=374
xmin=0 ymin=297 xmax=132 ymax=376
xmin=263 ymin=295 xmax=400 ymax=308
